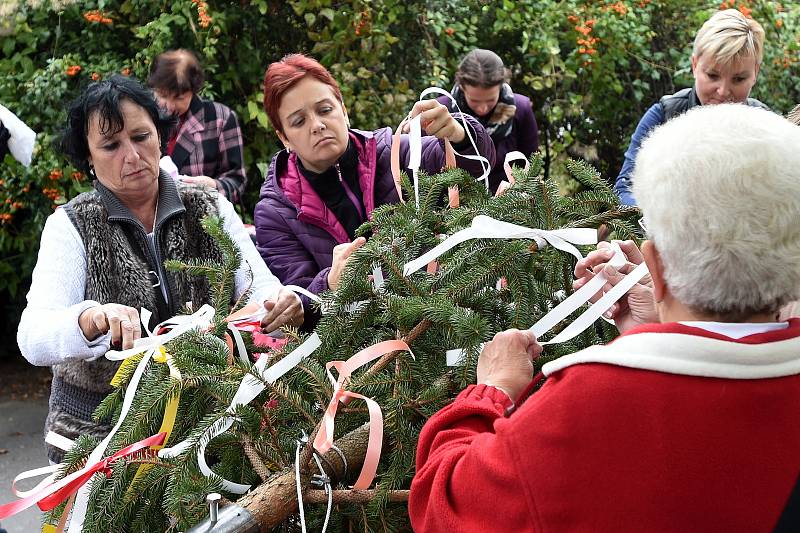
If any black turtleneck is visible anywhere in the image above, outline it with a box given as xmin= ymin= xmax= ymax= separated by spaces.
xmin=298 ymin=139 xmax=365 ymax=239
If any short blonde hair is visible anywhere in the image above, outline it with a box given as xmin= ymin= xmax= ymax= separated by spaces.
xmin=693 ymin=9 xmax=765 ymax=65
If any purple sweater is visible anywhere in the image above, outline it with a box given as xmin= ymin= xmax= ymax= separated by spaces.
xmin=254 ymin=118 xmax=494 ymax=321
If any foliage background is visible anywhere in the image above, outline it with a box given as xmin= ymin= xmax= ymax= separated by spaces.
xmin=1 ymin=0 xmax=798 ymax=356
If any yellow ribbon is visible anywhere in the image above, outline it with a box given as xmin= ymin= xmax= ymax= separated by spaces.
xmin=108 ymin=346 xmax=181 ymax=489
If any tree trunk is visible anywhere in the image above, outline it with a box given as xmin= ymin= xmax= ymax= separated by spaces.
xmin=236 ymin=423 xmax=370 ymax=531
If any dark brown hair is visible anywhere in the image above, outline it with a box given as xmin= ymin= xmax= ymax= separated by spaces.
xmin=56 ymin=75 xmax=176 ymax=175
xmin=147 ymin=49 xmax=205 ymax=96
xmin=454 ymin=49 xmax=510 ymax=88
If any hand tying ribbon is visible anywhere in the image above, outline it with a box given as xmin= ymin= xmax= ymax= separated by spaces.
xmin=0 ymin=433 xmax=165 ymax=522
xmin=63 ymin=305 xmax=215 ymax=533
xmin=445 ymin=243 xmax=650 ymax=365
xmin=403 ymin=214 xmax=598 ymax=276
xmin=390 ymin=88 xmax=492 ymax=209
xmin=313 ymin=340 xmax=413 ymax=489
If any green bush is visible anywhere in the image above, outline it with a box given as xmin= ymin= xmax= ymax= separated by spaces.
xmin=1 ymin=0 xmax=798 ymax=355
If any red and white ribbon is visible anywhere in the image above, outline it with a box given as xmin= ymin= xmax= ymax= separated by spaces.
xmin=64 ymin=305 xmax=215 ymax=533
xmin=0 ymin=433 xmax=165 ymax=523
xmin=313 ymin=340 xmax=413 ymax=489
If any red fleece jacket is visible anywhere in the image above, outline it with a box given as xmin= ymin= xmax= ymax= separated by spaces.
xmin=409 ymin=322 xmax=800 ymax=532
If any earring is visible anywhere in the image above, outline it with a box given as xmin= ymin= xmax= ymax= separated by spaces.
xmin=286 ymin=146 xmax=293 ymax=153
xmin=88 ymin=165 xmax=96 ymax=178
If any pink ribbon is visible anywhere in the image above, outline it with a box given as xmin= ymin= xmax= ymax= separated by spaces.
xmin=496 ymin=150 xmax=530 ymax=197
xmin=0 ymin=432 xmax=165 ymax=520
xmin=313 ymin=340 xmax=412 ymax=489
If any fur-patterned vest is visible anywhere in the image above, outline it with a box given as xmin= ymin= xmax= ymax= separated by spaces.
xmin=45 ymin=173 xmax=223 ymax=462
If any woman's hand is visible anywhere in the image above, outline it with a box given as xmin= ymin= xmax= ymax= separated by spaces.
xmin=328 ymin=237 xmax=366 ymax=291
xmin=179 ymin=175 xmax=217 ymax=189
xmin=573 ymin=240 xmax=658 ymax=334
xmin=79 ymin=303 xmax=141 ymax=349
xmin=405 ymin=99 xmax=466 ymax=144
xmin=477 ymin=329 xmax=542 ymax=401
xmin=261 ymin=287 xmax=304 ymax=332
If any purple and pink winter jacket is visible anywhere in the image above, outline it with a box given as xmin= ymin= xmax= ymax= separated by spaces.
xmin=254 ymin=117 xmax=494 ymax=320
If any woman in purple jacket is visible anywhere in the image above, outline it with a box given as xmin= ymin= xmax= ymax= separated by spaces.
xmin=254 ymin=54 xmax=495 ymax=326
xmin=440 ymin=49 xmax=539 ymax=194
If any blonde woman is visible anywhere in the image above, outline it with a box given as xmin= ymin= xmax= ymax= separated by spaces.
xmin=614 ymin=9 xmax=767 ymax=205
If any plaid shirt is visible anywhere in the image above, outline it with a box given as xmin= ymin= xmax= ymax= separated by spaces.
xmin=170 ymin=95 xmax=246 ymax=203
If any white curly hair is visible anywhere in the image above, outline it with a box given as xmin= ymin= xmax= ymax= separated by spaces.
xmin=633 ymin=104 xmax=800 ymax=320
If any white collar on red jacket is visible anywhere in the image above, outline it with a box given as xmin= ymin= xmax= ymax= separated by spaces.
xmin=541 ymin=319 xmax=800 ymax=380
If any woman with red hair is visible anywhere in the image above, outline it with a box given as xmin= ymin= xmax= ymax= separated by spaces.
xmin=254 ymin=54 xmax=495 ymax=326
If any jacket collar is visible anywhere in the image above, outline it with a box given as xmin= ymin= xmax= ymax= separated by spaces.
xmin=170 ymin=94 xmax=205 ymax=168
xmin=272 ymin=129 xmax=376 ymax=243
xmin=542 ymin=318 xmax=800 ymax=379
xmin=94 ymin=170 xmax=186 ymax=233
xmin=687 ymin=86 xmax=702 ymax=109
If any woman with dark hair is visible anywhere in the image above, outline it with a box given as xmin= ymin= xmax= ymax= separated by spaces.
xmin=148 ymin=49 xmax=247 ymax=203
xmin=17 ymin=75 xmax=302 ymax=463
xmin=254 ymin=54 xmax=495 ymax=327
xmin=440 ymin=48 xmax=539 ymax=193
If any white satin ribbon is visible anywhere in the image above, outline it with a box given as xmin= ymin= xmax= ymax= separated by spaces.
xmin=372 ymin=265 xmax=385 ymax=291
xmin=158 ymin=332 xmax=322 ymax=493
xmin=418 ymin=87 xmax=492 ymax=190
xmin=403 ymin=214 xmax=597 ymax=276
xmin=8 ymin=432 xmax=73 ymax=505
xmin=67 ymin=305 xmax=215 ymax=533
xmin=445 ymin=243 xmax=650 ymax=365
xmin=409 ymin=115 xmax=422 ymax=209
xmin=402 ymin=88 xmax=492 ymax=208
xmin=104 ymin=305 xmax=216 ymax=361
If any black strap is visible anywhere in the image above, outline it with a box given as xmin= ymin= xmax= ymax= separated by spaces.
xmin=774 ymin=471 xmax=800 ymax=532
xmin=0 ymin=121 xmax=10 ymax=160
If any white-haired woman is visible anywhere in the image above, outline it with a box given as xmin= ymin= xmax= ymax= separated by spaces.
xmin=410 ymin=104 xmax=800 ymax=532
xmin=614 ymin=9 xmax=767 ymax=205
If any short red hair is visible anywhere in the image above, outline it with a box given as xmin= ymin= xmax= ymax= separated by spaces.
xmin=262 ymin=54 xmax=343 ymax=135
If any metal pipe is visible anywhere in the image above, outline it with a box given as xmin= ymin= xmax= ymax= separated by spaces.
xmin=185 ymin=503 xmax=260 ymax=533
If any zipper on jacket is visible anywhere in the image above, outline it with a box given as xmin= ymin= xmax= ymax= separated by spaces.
xmin=336 ymin=163 xmax=366 ymax=222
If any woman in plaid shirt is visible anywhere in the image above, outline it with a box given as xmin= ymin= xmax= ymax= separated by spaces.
xmin=148 ymin=49 xmax=246 ymax=203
